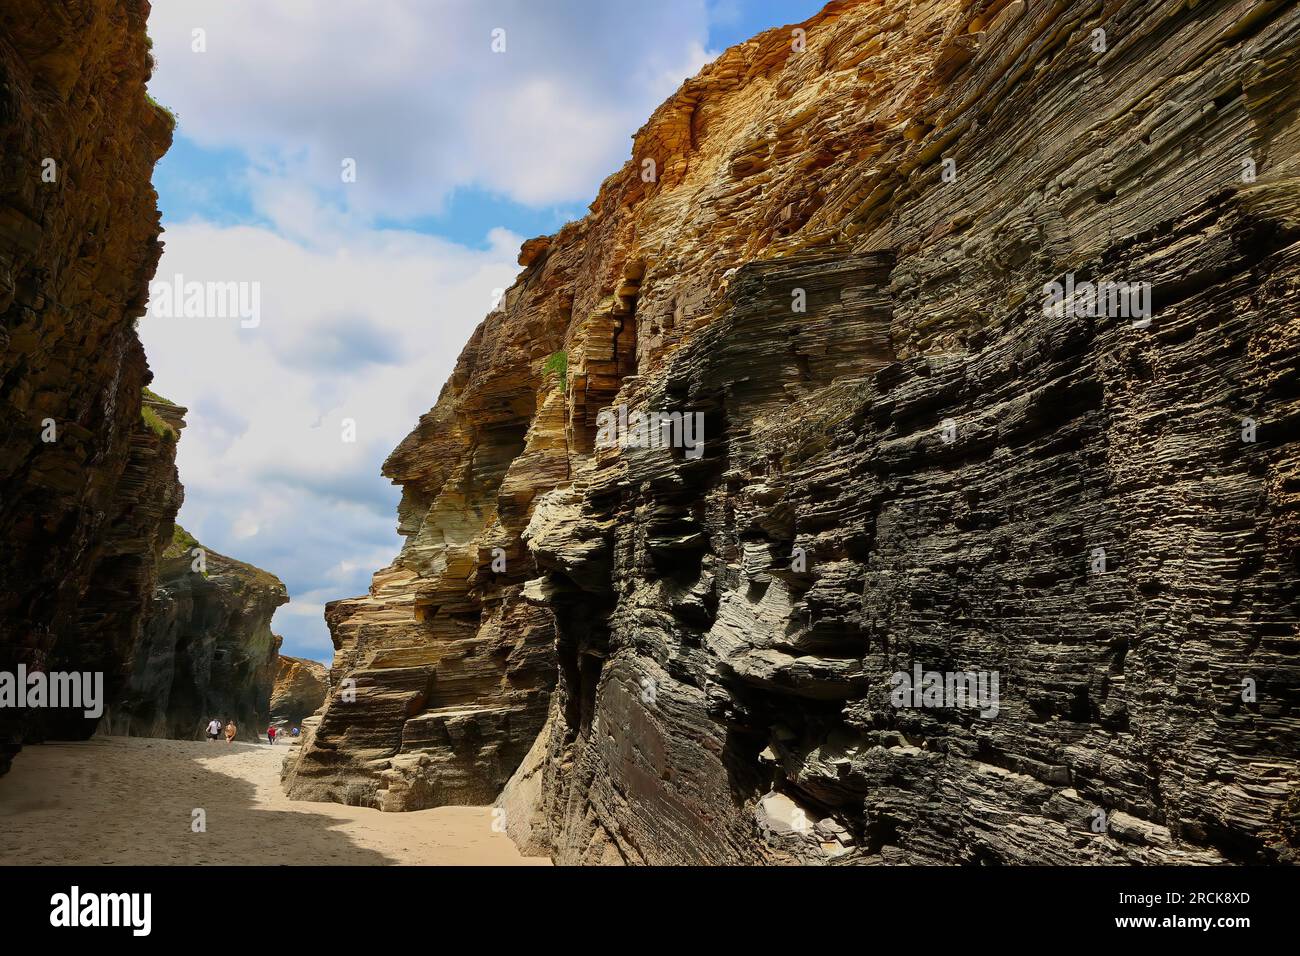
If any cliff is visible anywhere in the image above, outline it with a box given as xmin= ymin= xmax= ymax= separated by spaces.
xmin=101 ymin=526 xmax=289 ymax=741
xmin=288 ymin=0 xmax=1300 ymax=864
xmin=46 ymin=390 xmax=187 ymax=745
xmin=0 ymin=1 xmax=290 ymax=764
xmin=271 ymin=655 xmax=329 ymax=728
xmin=0 ymin=0 xmax=173 ymax=772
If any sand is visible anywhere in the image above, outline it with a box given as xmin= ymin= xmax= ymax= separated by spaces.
xmin=0 ymin=736 xmax=549 ymax=865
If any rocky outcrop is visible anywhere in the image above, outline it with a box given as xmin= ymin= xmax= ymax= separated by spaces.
xmin=283 ymin=442 xmax=560 ymax=807
xmin=271 ymin=655 xmax=329 ymax=728
xmin=284 ymin=242 xmax=569 ymax=806
xmin=102 ymin=527 xmax=289 ymax=742
xmin=43 ymin=391 xmax=186 ymax=744
xmin=292 ymin=0 xmax=1300 ymax=865
xmin=0 ymin=0 xmax=173 ymax=773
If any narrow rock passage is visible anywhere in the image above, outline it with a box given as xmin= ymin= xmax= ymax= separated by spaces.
xmin=0 ymin=737 xmax=548 ymax=866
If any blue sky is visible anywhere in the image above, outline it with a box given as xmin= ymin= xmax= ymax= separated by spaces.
xmin=141 ymin=1 xmax=824 ymax=663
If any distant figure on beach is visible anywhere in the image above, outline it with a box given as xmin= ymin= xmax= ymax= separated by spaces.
xmin=224 ymin=719 xmax=237 ymax=744
xmin=206 ymin=718 xmax=221 ymax=742
xmin=291 ymin=727 xmax=300 ymax=737
xmin=267 ymin=725 xmax=277 ymax=745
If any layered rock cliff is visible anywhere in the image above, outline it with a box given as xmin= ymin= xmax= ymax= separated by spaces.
xmin=0 ymin=0 xmax=173 ymax=772
xmin=290 ymin=0 xmax=1300 ymax=864
xmin=271 ymin=655 xmax=329 ymax=729
xmin=0 ymin=2 xmax=291 ymax=763
xmin=102 ymin=526 xmax=289 ymax=741
xmin=45 ymin=389 xmax=187 ymax=744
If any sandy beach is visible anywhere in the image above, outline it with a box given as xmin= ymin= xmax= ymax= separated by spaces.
xmin=0 ymin=736 xmax=549 ymax=866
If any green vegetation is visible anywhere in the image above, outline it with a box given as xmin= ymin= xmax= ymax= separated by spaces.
xmin=169 ymin=524 xmax=201 ymax=555
xmin=141 ymin=386 xmax=178 ymax=441
xmin=140 ymin=404 xmax=176 ymax=442
xmin=164 ymin=525 xmax=207 ymax=576
xmin=542 ymin=350 xmax=568 ymax=390
xmin=146 ymin=91 xmax=177 ymax=127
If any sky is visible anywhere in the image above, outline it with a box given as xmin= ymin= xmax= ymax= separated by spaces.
xmin=140 ymin=1 xmax=825 ymax=663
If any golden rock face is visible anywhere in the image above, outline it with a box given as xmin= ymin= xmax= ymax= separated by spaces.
xmin=307 ymin=0 xmax=1300 ymax=864
xmin=270 ymin=655 xmax=329 ymax=727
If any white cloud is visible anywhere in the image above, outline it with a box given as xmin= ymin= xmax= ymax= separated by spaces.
xmin=147 ymin=0 xmax=714 ymax=219
xmin=232 ymin=513 xmax=261 ymax=540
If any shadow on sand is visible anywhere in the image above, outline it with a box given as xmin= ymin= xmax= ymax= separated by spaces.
xmin=0 ymin=738 xmax=398 ymax=865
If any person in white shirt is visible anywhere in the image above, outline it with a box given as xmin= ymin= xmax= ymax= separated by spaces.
xmin=206 ymin=718 xmax=221 ymax=742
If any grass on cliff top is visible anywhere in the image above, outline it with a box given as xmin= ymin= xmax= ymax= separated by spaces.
xmin=165 ymin=524 xmax=202 ymax=559
xmin=172 ymin=524 xmax=201 ymax=551
xmin=164 ymin=524 xmax=286 ymax=592
xmin=140 ymin=404 xmax=177 ymax=442
xmin=146 ymin=91 xmax=177 ymax=128
xmin=143 ymin=386 xmax=175 ymax=406
xmin=164 ymin=525 xmax=210 ymax=578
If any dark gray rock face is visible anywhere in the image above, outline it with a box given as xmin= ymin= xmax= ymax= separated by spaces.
xmin=499 ymin=2 xmax=1300 ymax=864
xmin=102 ymin=533 xmax=288 ymax=742
xmin=39 ymin=397 xmax=187 ymax=745
xmin=513 ymin=231 xmax=1298 ymax=864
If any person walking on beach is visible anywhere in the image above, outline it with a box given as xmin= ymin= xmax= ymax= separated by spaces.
xmin=224 ymin=719 xmax=237 ymax=744
xmin=267 ymin=725 xmax=277 ymax=746
xmin=206 ymin=717 xmax=221 ymax=742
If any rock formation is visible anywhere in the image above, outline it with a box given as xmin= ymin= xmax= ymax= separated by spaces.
xmin=0 ymin=0 xmax=173 ymax=773
xmin=102 ymin=526 xmax=289 ymax=741
xmin=271 ymin=655 xmax=329 ymax=728
xmin=45 ymin=390 xmax=187 ymax=746
xmin=0 ymin=1 xmax=290 ymax=764
xmin=289 ymin=0 xmax=1300 ymax=864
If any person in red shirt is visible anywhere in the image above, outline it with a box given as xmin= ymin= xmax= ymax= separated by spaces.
xmin=267 ymin=725 xmax=277 ymax=745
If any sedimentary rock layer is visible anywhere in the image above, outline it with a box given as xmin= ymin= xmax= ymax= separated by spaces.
xmin=295 ymin=0 xmax=1300 ymax=864
xmin=103 ymin=526 xmax=289 ymax=741
xmin=46 ymin=392 xmax=186 ymax=743
xmin=0 ymin=0 xmax=172 ymax=773
xmin=271 ymin=655 xmax=329 ymax=728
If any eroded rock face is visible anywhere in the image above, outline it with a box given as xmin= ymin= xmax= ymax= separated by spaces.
xmin=298 ymin=0 xmax=1300 ymax=864
xmin=271 ymin=655 xmax=329 ymax=728
xmin=0 ymin=0 xmax=173 ymax=773
xmin=102 ymin=528 xmax=289 ymax=742
xmin=45 ymin=394 xmax=187 ymax=743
